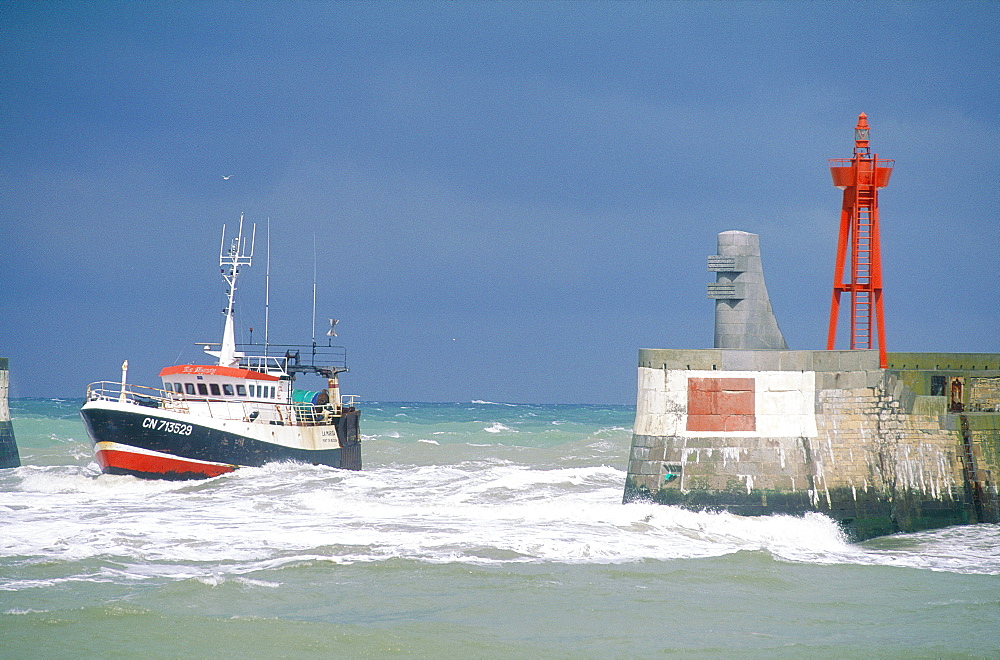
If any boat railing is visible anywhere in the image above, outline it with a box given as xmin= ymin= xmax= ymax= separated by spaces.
xmin=86 ymin=381 xmax=192 ymax=413
xmin=238 ymin=354 xmax=291 ymax=375
xmin=246 ymin=344 xmax=349 ymax=377
xmin=194 ymin=343 xmax=349 ymax=377
xmin=84 ymin=381 xmax=357 ymax=427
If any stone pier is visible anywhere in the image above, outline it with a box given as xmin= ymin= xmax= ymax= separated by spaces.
xmin=623 ymin=229 xmax=999 ymax=539
xmin=0 ymin=357 xmax=20 ymax=469
xmin=623 ymin=349 xmax=1000 ymax=539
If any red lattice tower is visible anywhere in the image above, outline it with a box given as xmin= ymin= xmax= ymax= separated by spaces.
xmin=826 ymin=113 xmax=894 ymax=368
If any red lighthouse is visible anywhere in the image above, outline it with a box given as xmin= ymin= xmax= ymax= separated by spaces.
xmin=826 ymin=113 xmax=894 ymax=368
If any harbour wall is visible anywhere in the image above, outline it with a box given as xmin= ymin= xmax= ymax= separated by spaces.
xmin=0 ymin=358 xmax=20 ymax=469
xmin=623 ymin=349 xmax=1000 ymax=540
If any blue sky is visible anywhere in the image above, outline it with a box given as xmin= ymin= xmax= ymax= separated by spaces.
xmin=2 ymin=1 xmax=997 ymax=403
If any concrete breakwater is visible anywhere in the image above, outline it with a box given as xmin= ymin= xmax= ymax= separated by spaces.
xmin=623 ymin=349 xmax=1000 ymax=540
xmin=0 ymin=358 xmax=20 ymax=469
xmin=623 ymin=230 xmax=999 ymax=540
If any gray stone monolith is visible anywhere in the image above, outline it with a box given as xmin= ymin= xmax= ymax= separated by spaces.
xmin=707 ymin=231 xmax=788 ymax=350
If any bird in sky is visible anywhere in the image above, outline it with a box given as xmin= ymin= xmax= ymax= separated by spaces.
xmin=221 ymin=174 xmax=233 ymax=180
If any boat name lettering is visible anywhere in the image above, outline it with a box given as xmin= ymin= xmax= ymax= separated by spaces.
xmin=181 ymin=366 xmax=218 ymax=375
xmin=142 ymin=417 xmax=193 ymax=436
xmin=321 ymin=429 xmax=338 ymax=442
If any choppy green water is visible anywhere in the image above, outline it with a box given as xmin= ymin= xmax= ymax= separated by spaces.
xmin=2 ymin=399 xmax=999 ymax=657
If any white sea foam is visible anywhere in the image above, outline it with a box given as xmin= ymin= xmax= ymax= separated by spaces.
xmin=484 ymin=422 xmax=515 ymax=433
xmin=3 ymin=446 xmax=999 ymax=588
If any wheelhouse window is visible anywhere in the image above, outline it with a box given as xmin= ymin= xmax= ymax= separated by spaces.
xmin=223 ymin=384 xmax=234 ymax=396
xmin=246 ymin=383 xmax=276 ymax=398
xmin=185 ymin=383 xmax=196 ymax=395
xmin=197 ymin=383 xmax=208 ymax=396
xmin=236 ymin=384 xmax=246 ymax=396
xmin=209 ymin=383 xmax=221 ymax=396
xmin=174 ymin=383 xmax=182 ymax=394
xmin=164 ymin=382 xmax=173 ymax=392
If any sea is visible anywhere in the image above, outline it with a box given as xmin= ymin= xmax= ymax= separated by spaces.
xmin=2 ymin=398 xmax=998 ymax=658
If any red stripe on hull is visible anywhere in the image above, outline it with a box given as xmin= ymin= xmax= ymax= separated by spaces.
xmin=95 ymin=446 xmax=236 ymax=480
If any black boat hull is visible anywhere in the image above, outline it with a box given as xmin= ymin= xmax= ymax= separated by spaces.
xmin=80 ymin=404 xmax=361 ymax=480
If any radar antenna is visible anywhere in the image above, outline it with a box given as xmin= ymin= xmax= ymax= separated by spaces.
xmin=205 ymin=214 xmax=255 ymax=367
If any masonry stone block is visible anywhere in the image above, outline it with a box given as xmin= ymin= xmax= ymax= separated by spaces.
xmin=778 ymin=351 xmax=813 ymax=371
xmin=641 ymin=461 xmax=660 ymax=476
xmin=751 ymin=351 xmax=784 ymax=370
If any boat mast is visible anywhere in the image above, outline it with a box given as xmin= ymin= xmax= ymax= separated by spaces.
xmin=264 ymin=218 xmax=271 ymax=359
xmin=206 ymin=215 xmax=255 ymax=368
xmin=311 ymin=234 xmax=317 ymax=361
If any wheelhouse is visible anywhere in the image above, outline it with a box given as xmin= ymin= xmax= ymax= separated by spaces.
xmin=159 ymin=364 xmax=284 ymax=402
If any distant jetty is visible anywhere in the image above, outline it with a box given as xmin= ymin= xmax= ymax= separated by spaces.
xmin=622 ymin=231 xmax=1000 ymax=540
xmin=0 ymin=357 xmax=20 ymax=469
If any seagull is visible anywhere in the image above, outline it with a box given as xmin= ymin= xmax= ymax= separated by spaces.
xmin=326 ymin=319 xmax=339 ymax=337
xmin=221 ymin=174 xmax=233 ymax=180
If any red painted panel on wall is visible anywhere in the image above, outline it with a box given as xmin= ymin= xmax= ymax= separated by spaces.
xmin=687 ymin=377 xmax=755 ymax=432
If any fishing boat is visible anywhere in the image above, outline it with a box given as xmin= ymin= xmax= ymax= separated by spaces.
xmin=80 ymin=217 xmax=361 ymax=479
